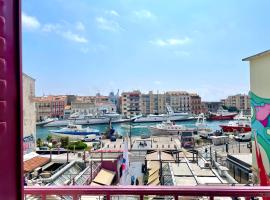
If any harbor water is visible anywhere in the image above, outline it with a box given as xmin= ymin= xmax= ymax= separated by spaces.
xmin=36 ymin=120 xmax=229 ymax=140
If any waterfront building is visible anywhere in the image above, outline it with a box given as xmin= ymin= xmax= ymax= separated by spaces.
xmin=121 ymin=90 xmax=142 ymax=116
xmin=34 ymin=95 xmax=67 ymax=120
xmin=224 ymin=94 xmax=251 ymax=114
xmin=165 ymin=91 xmax=191 ymax=113
xmin=243 ymin=50 xmax=270 ymax=182
xmin=202 ymin=101 xmax=223 ymax=113
xmin=23 ymin=73 xmax=36 ymax=154
xmin=71 ymin=96 xmax=97 ymax=115
xmin=190 ymin=93 xmax=202 ymax=115
xmin=141 ymin=91 xmax=166 ymax=115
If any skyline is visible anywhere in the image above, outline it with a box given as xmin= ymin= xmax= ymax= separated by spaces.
xmin=22 ymin=0 xmax=270 ymax=101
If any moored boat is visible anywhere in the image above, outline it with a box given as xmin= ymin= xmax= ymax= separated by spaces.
xmin=233 ymin=111 xmax=251 ymax=121
xmin=220 ymin=120 xmax=251 ymax=133
xmin=134 ymin=104 xmax=193 ymax=123
xmin=208 ymin=108 xmax=237 ymax=121
xmin=150 ymin=120 xmax=192 ymax=136
xmin=49 ymin=124 xmax=100 ymax=140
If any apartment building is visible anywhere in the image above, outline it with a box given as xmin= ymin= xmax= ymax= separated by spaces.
xmin=202 ymin=101 xmax=223 ymax=113
xmin=190 ymin=93 xmax=202 ymax=114
xmin=71 ymin=95 xmax=116 ymax=115
xmin=71 ymin=97 xmax=96 ymax=115
xmin=23 ymin=73 xmax=36 ymax=154
xmin=165 ymin=91 xmax=191 ymax=113
xmin=34 ymin=95 xmax=67 ymax=120
xmin=121 ymin=90 xmax=142 ymax=116
xmin=224 ymin=94 xmax=250 ymax=113
xmin=141 ymin=91 xmax=166 ymax=115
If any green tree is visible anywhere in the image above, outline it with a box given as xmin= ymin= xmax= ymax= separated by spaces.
xmin=37 ymin=138 xmax=42 ymax=147
xmin=47 ymin=134 xmax=52 ymax=143
xmin=60 ymin=137 xmax=69 ymax=148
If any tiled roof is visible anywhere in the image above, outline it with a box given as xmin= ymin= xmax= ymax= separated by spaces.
xmin=24 ymin=156 xmax=50 ymax=173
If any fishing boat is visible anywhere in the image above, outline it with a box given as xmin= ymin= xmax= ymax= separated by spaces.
xmin=207 ymin=108 xmax=237 ymax=121
xmin=49 ymin=124 xmax=100 ymax=139
xmin=220 ymin=120 xmax=251 ymax=133
xmin=150 ymin=120 xmax=191 ymax=136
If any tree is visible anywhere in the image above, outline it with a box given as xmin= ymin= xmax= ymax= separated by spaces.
xmin=60 ymin=137 xmax=69 ymax=148
xmin=46 ymin=134 xmax=52 ymax=143
xmin=37 ymin=138 xmax=42 ymax=148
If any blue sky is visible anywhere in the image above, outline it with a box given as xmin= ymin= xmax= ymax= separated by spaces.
xmin=22 ymin=0 xmax=270 ymax=101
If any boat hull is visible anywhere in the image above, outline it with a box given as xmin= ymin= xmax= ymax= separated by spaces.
xmin=150 ymin=127 xmax=182 ymax=136
xmin=44 ymin=118 xmax=131 ymax=127
xmin=208 ymin=114 xmax=237 ymax=121
xmin=220 ymin=125 xmax=251 ymax=133
xmin=134 ymin=116 xmax=194 ymax=123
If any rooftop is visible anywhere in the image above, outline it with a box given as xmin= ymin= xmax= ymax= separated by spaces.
xmin=24 ymin=156 xmax=50 ymax=173
xmin=242 ymin=49 xmax=270 ymax=61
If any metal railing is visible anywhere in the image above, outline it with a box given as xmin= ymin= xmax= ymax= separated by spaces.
xmin=24 ymin=186 xmax=270 ymax=200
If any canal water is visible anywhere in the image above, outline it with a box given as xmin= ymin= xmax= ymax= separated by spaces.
xmin=36 ymin=120 xmax=228 ymax=140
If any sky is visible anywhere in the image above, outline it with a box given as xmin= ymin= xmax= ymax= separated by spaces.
xmin=22 ymin=0 xmax=270 ymax=101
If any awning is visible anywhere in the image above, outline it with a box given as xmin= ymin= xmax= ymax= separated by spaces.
xmin=148 ymin=170 xmax=159 ymax=185
xmin=24 ymin=156 xmax=50 ymax=173
xmin=149 ymin=166 xmax=159 ymax=176
xmin=148 ymin=178 xmax=160 ymax=186
xmin=93 ymin=169 xmax=116 ymax=186
xmin=147 ymin=161 xmax=159 ymax=170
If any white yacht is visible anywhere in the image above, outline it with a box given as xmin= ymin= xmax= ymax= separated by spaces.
xmin=233 ymin=111 xmax=251 ymax=121
xmin=134 ymin=105 xmax=193 ymax=123
xmin=150 ymin=120 xmax=191 ymax=136
xmin=49 ymin=124 xmax=100 ymax=140
xmin=36 ymin=118 xmax=56 ymax=127
xmin=45 ymin=112 xmax=130 ymax=127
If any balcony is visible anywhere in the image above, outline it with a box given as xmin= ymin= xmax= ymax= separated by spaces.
xmin=24 ymin=186 xmax=270 ymax=200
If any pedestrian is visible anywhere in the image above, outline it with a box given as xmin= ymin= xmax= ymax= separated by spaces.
xmin=136 ymin=178 xmax=139 ymax=185
xmin=119 ymin=165 xmax=123 ymax=178
xmin=131 ymin=175 xmax=135 ymax=185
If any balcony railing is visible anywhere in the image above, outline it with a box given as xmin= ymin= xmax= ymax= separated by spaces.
xmin=24 ymin=186 xmax=270 ymax=200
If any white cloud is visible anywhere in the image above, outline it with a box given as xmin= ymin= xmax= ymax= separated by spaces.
xmin=133 ymin=10 xmax=155 ymax=19
xmin=22 ymin=12 xmax=88 ymax=44
xmin=62 ymin=31 xmax=88 ymax=43
xmin=150 ymin=37 xmax=191 ymax=47
xmin=42 ymin=23 xmax=62 ymax=32
xmin=96 ymin=17 xmax=122 ymax=32
xmin=42 ymin=23 xmax=88 ymax=43
xmin=75 ymin=21 xmax=85 ymax=31
xmin=106 ymin=10 xmax=120 ymax=17
xmin=22 ymin=12 xmax=41 ymax=30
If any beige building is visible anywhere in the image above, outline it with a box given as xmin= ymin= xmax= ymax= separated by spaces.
xmin=23 ymin=73 xmax=36 ymax=154
xmin=34 ymin=95 xmax=67 ymax=120
xmin=70 ymin=96 xmax=115 ymax=115
xmin=165 ymin=91 xmax=191 ymax=113
xmin=224 ymin=94 xmax=250 ymax=113
xmin=121 ymin=90 xmax=142 ymax=116
xmin=141 ymin=91 xmax=166 ymax=115
xmin=243 ymin=50 xmax=270 ymax=182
